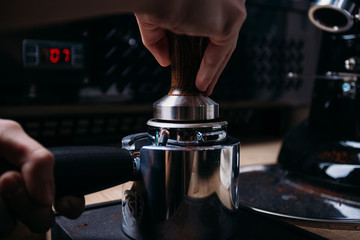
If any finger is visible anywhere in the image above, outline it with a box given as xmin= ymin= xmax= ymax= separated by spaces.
xmin=205 ymin=42 xmax=237 ymax=96
xmin=135 ymin=15 xmax=170 ymax=67
xmin=54 ymin=195 xmax=85 ymax=220
xmin=0 ymin=196 xmax=16 ymax=236
xmin=0 ymin=119 xmax=55 ymax=206
xmin=0 ymin=171 xmax=54 ymax=233
xmin=22 ymin=148 xmax=55 ymax=206
xmin=195 ymin=40 xmax=235 ymax=93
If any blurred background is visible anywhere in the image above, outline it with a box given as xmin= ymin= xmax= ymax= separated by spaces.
xmin=0 ymin=0 xmax=323 ymax=147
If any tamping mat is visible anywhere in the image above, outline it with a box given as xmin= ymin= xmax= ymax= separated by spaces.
xmin=238 ymin=164 xmax=360 ymax=229
xmin=52 ymin=199 xmax=325 ymax=240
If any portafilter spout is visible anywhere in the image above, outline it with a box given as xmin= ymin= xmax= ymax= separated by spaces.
xmin=153 ymin=32 xmax=219 ymax=122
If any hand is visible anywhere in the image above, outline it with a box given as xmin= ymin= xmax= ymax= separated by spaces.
xmin=0 ymin=119 xmax=84 ymax=235
xmin=135 ymin=0 xmax=246 ymax=95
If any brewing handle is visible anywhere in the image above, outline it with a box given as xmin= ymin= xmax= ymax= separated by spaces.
xmin=0 ymin=146 xmax=137 ymax=198
xmin=167 ymin=32 xmax=209 ymax=96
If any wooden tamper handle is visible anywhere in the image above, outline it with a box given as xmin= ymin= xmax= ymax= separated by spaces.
xmin=167 ymin=32 xmax=208 ymax=96
xmin=152 ymin=33 xmax=218 ymax=121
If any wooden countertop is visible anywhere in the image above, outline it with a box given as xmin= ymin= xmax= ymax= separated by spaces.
xmin=4 ymin=139 xmax=360 ymax=240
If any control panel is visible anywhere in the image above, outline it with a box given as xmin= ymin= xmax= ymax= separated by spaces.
xmin=23 ymin=40 xmax=84 ymax=70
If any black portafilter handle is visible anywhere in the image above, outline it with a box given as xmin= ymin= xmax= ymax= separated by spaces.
xmin=0 ymin=146 xmax=137 ymax=198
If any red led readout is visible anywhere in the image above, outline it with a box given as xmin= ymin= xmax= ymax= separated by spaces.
xmin=49 ymin=48 xmax=60 ymax=63
xmin=49 ymin=48 xmax=71 ymax=64
xmin=62 ymin=48 xmax=70 ymax=63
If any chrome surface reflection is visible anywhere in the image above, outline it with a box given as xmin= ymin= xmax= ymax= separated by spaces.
xmin=153 ymin=95 xmax=219 ymax=121
xmin=121 ymin=137 xmax=240 ymax=239
xmin=309 ymin=0 xmax=356 ymax=32
xmin=140 ymin=137 xmax=240 ymax=218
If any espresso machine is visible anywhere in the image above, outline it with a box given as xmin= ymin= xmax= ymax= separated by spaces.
xmin=237 ymin=0 xmax=360 ymax=230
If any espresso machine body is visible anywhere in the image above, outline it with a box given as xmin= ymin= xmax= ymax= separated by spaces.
xmin=234 ymin=0 xmax=360 ymax=229
xmin=279 ymin=0 xmax=360 ymax=189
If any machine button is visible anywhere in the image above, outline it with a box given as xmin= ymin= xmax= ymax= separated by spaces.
xmin=26 ymin=56 xmax=37 ymax=63
xmin=26 ymin=45 xmax=36 ymax=53
xmin=74 ymin=47 xmax=84 ymax=55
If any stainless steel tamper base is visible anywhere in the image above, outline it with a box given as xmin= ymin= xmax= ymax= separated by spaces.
xmin=153 ymin=95 xmax=219 ymax=121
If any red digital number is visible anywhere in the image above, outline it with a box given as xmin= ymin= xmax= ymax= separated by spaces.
xmin=49 ymin=48 xmax=60 ymax=63
xmin=62 ymin=48 xmax=70 ymax=63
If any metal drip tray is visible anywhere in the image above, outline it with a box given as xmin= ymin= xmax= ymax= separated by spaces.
xmin=238 ymin=164 xmax=360 ymax=229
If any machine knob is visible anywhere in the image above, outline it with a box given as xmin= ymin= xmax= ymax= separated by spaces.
xmin=345 ymin=57 xmax=360 ymax=71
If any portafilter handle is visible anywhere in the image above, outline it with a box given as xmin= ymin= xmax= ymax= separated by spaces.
xmin=167 ymin=32 xmax=208 ymax=96
xmin=0 ymin=146 xmax=138 ymax=198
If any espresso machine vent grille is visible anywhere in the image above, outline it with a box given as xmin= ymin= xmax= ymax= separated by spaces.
xmin=88 ymin=19 xmax=170 ymax=101
xmin=240 ymin=35 xmax=305 ymax=91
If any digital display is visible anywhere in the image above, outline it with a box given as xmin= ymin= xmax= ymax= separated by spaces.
xmin=23 ymin=39 xmax=84 ymax=70
xmin=40 ymin=47 xmax=71 ymax=64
